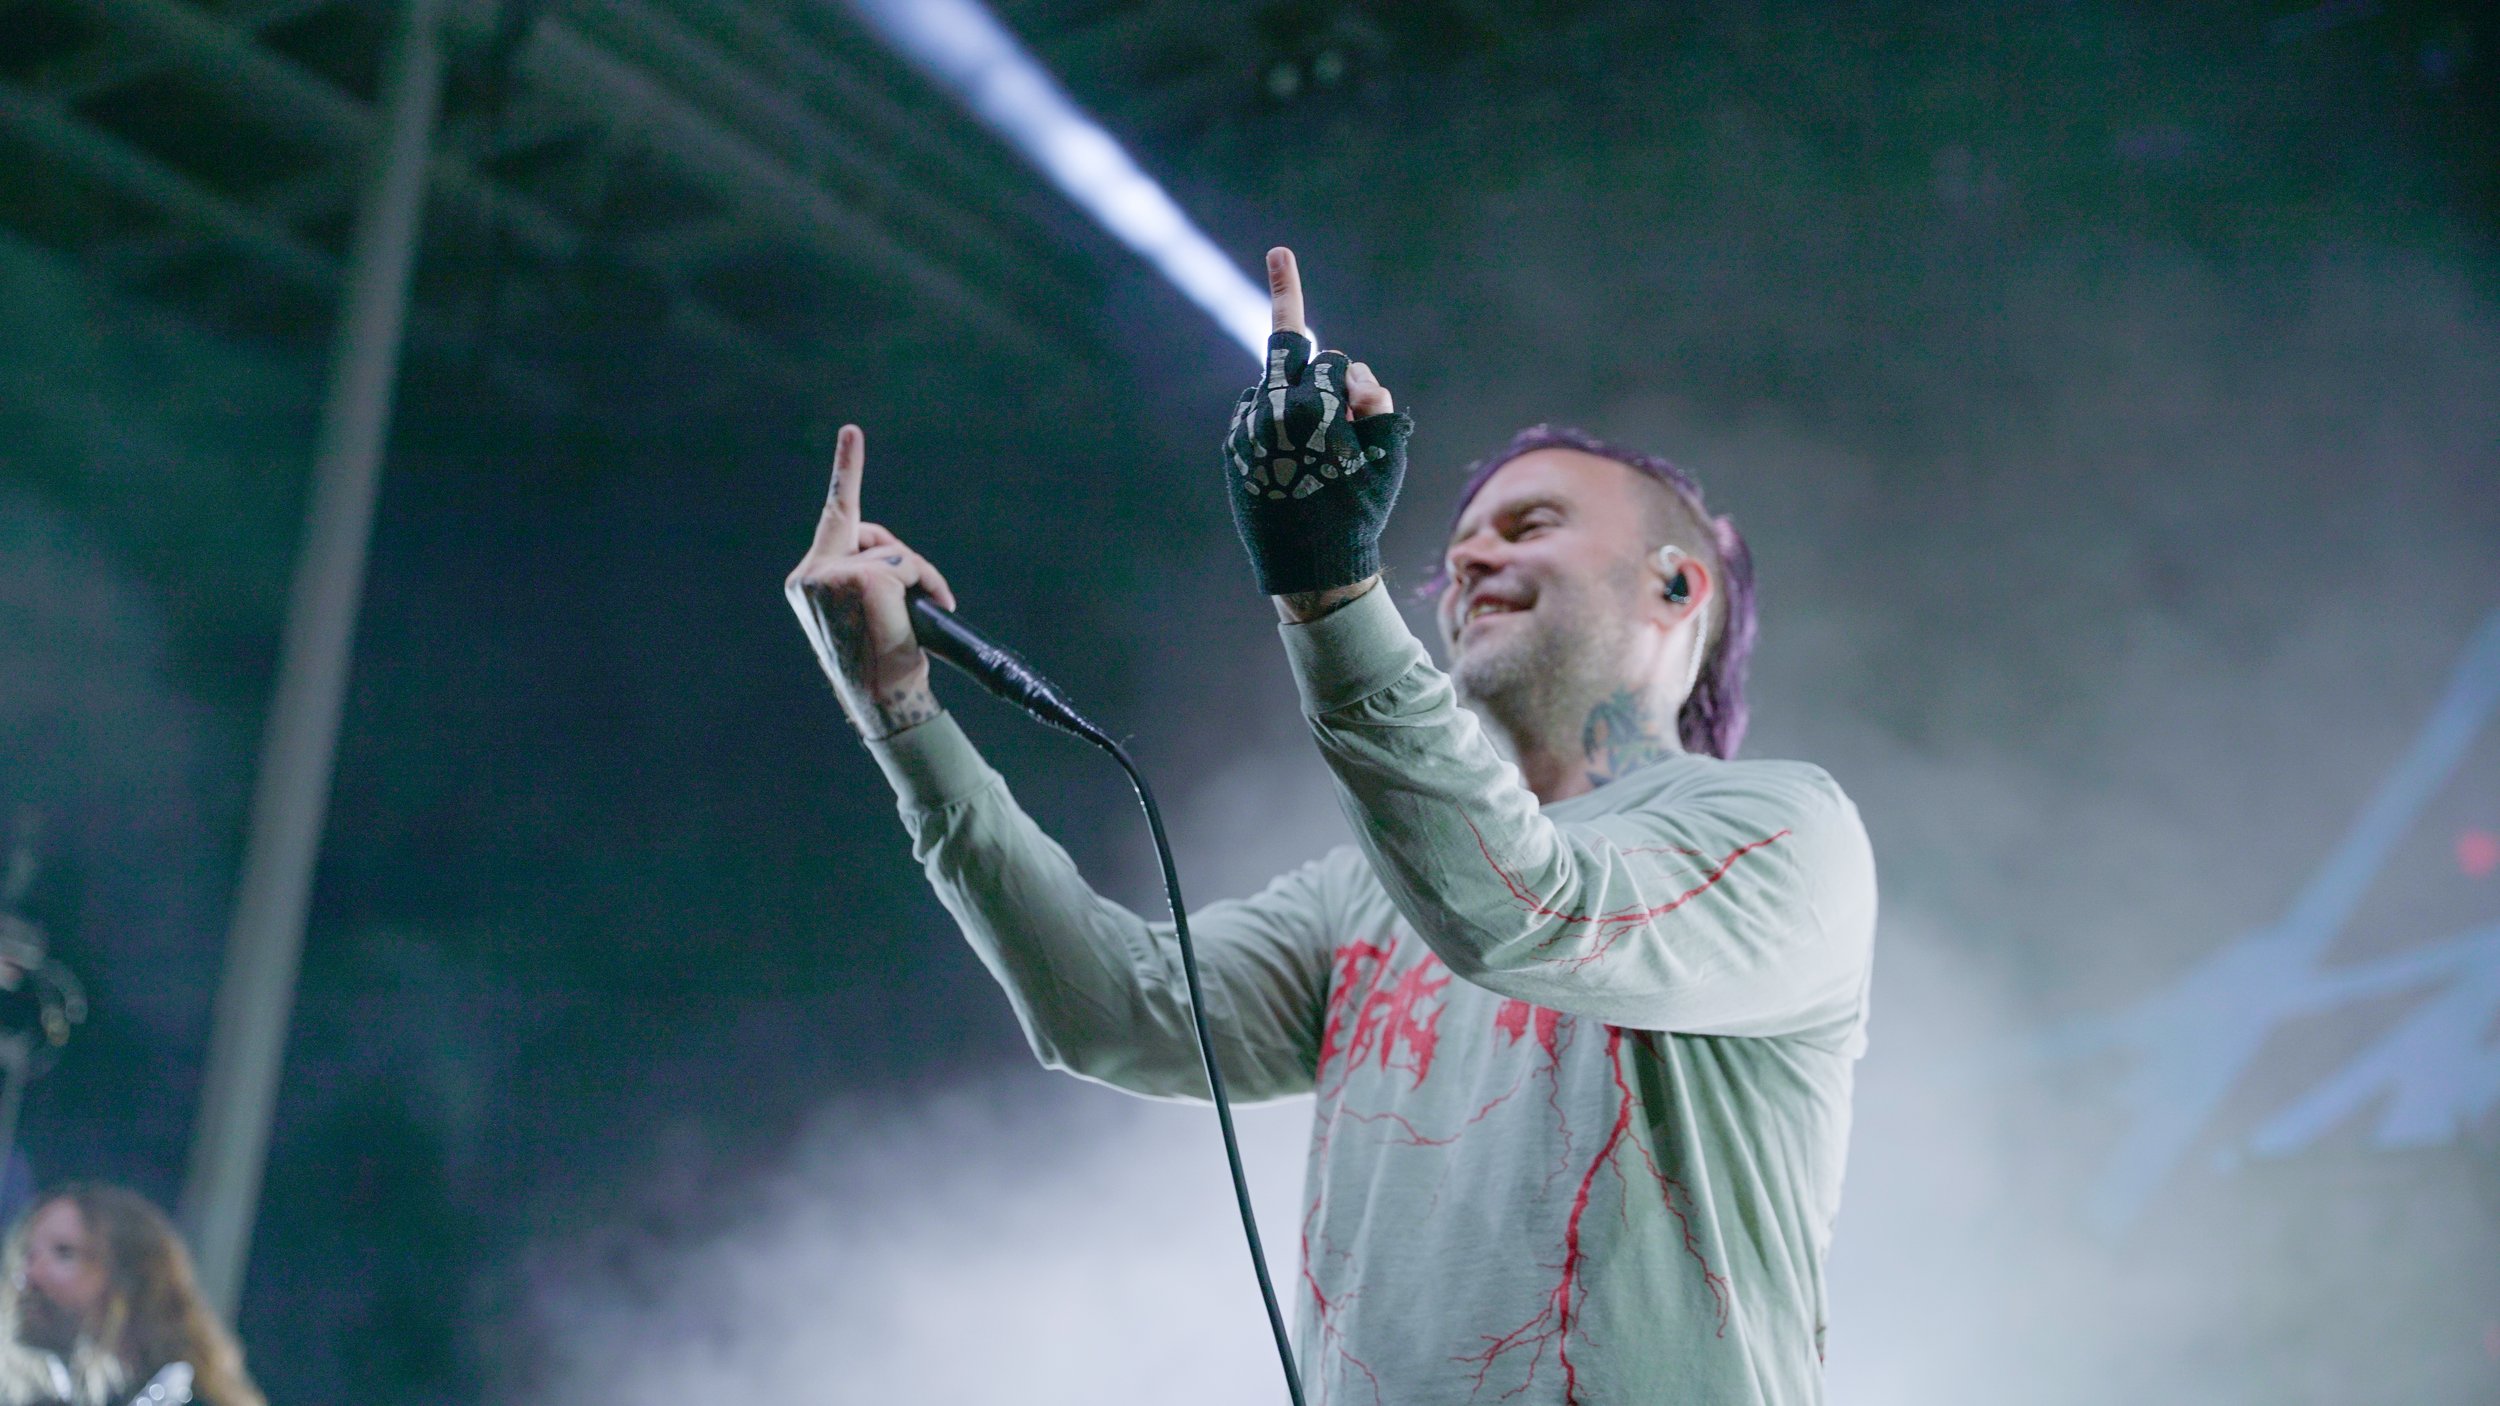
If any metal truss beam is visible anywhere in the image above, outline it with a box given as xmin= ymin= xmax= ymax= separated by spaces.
xmin=563 ymin=0 xmax=1081 ymax=311
xmin=39 ymin=0 xmax=1053 ymax=358
xmin=56 ymin=0 xmax=574 ymax=258
xmin=0 ymin=75 xmax=340 ymax=286
xmin=26 ymin=0 xmax=341 ymax=104
xmin=520 ymin=19 xmax=1044 ymax=357
xmin=668 ymin=0 xmax=1063 ymax=241
xmin=0 ymin=72 xmax=812 ymax=392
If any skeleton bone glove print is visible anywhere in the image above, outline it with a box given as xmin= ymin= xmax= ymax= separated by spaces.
xmin=1225 ymin=330 xmax=1412 ymax=595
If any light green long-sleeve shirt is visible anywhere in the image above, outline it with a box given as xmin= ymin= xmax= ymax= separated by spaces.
xmin=866 ymin=586 xmax=1877 ymax=1405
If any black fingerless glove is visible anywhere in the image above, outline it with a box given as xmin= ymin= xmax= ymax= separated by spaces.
xmin=1223 ymin=331 xmax=1412 ymax=596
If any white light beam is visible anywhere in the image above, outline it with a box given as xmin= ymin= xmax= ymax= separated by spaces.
xmin=846 ymin=0 xmax=1271 ymax=360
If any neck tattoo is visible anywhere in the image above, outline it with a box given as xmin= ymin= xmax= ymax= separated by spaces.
xmin=1580 ymin=687 xmax=1677 ymax=788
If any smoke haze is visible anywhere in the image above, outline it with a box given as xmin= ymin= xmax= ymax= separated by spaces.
xmin=1 ymin=2 xmax=2492 ymax=1400
xmin=506 ymin=205 xmax=2500 ymax=1406
xmin=515 ymin=1081 xmax=1313 ymax=1406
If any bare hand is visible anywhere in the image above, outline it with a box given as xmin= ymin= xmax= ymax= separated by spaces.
xmin=783 ymin=424 xmax=959 ymax=739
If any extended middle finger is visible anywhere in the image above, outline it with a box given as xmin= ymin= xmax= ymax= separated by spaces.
xmin=809 ymin=423 xmax=867 ymax=557
xmin=1267 ymin=247 xmax=1307 ymax=338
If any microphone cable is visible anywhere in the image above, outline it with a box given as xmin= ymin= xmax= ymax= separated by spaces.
xmin=905 ymin=590 xmax=1307 ymax=1406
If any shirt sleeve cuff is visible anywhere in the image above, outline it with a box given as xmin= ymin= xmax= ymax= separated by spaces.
xmin=1278 ymin=581 xmax=1432 ymax=716
xmin=862 ymin=711 xmax=999 ymax=812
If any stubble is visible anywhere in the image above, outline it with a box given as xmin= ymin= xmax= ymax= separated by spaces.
xmin=1452 ymin=575 xmax=1637 ymax=755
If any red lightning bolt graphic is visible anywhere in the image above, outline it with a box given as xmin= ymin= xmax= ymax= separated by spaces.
xmin=1311 ymin=927 xmax=1736 ymax=1401
xmin=1463 ymin=816 xmax=1790 ymax=970
xmin=1302 ymin=1201 xmax=1382 ymax=1406
xmin=1457 ymin=1028 xmax=1731 ymax=1403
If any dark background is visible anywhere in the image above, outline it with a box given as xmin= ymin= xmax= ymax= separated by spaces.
xmin=3 ymin=0 xmax=2497 ymax=1400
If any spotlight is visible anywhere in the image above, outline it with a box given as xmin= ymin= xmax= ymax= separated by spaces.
xmin=849 ymin=0 xmax=1271 ymax=359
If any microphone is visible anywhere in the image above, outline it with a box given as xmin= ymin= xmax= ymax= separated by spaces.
xmin=906 ymin=589 xmax=1100 ymax=743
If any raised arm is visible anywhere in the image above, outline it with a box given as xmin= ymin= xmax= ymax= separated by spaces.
xmin=785 ymin=424 xmax=1335 ymax=1101
xmin=863 ymin=717 xmax=1343 ymax=1101
xmin=1215 ymin=256 xmax=1873 ymax=1046
xmin=1281 ymin=586 xmax=1876 ymax=1046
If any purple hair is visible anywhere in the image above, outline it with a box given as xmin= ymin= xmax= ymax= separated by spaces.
xmin=1424 ymin=424 xmax=1758 ymax=759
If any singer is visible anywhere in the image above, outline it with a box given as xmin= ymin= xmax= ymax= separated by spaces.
xmin=785 ymin=249 xmax=1876 ymax=1405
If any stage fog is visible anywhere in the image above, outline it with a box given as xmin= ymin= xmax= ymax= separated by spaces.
xmin=0 ymin=2 xmax=2492 ymax=1402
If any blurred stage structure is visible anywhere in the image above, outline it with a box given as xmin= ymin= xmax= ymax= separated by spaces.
xmin=0 ymin=0 xmax=1311 ymax=1311
xmin=0 ymin=0 xmax=1318 ymax=383
xmin=0 ymin=810 xmax=88 ymax=1207
xmin=2037 ymin=606 xmax=2500 ymax=1231
xmin=0 ymin=0 xmax=1193 ymax=382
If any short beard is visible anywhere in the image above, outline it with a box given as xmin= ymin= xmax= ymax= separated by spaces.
xmin=1451 ymin=581 xmax=1634 ymax=752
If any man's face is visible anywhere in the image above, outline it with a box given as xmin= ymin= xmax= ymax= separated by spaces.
xmin=16 ymin=1198 xmax=104 ymax=1354
xmin=1436 ymin=449 xmax=1661 ymax=730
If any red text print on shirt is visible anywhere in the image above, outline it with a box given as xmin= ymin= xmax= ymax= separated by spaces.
xmin=1319 ymin=937 xmax=1453 ymax=1091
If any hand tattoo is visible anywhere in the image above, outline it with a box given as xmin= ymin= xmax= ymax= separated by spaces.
xmin=1581 ymin=688 xmax=1677 ymax=787
xmin=862 ymin=683 xmax=940 ymax=739
xmin=809 ymin=588 xmax=940 ymax=740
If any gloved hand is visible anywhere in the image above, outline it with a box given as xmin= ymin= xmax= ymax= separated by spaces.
xmin=1222 ymin=251 xmax=1411 ymax=597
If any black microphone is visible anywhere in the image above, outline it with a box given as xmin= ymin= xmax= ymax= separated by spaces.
xmin=906 ymin=589 xmax=1100 ymax=743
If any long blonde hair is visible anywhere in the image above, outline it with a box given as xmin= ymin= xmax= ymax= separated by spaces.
xmin=0 ymin=1186 xmax=264 ymax=1406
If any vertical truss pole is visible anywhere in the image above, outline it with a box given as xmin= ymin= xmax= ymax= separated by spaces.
xmin=179 ymin=0 xmax=446 ymax=1317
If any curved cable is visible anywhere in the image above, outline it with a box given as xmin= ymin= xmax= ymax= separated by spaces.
xmin=907 ymin=591 xmax=1306 ymax=1405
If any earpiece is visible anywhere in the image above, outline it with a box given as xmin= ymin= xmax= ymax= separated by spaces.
xmin=1655 ymin=544 xmax=1708 ymax=696
xmin=1655 ymin=545 xmax=1691 ymax=604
